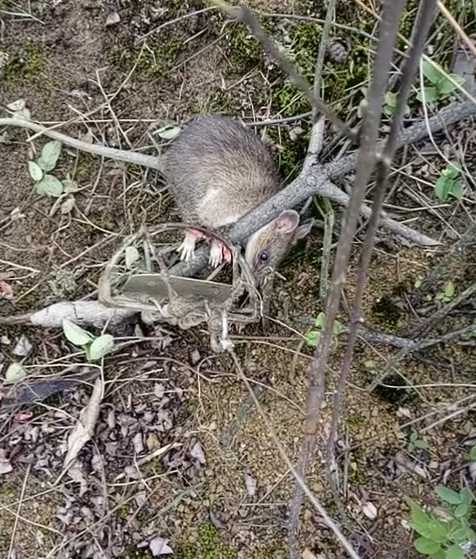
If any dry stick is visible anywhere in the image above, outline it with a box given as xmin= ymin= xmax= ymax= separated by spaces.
xmin=287 ymin=0 xmax=409 ymax=556
xmin=326 ymin=0 xmax=438 ymax=490
xmin=412 ymin=282 xmax=476 ymax=337
xmin=213 ymin=1 xmax=357 ymax=143
xmin=437 ymin=0 xmax=476 ymax=58
xmin=170 ymin=98 xmax=476 ymax=279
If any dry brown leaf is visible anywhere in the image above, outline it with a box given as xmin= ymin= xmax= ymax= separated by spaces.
xmin=63 ymin=377 xmax=103 ymax=471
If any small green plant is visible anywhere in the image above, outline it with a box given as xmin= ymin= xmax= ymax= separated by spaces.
xmin=418 ymin=60 xmax=465 ymax=104
xmin=434 ymin=165 xmax=463 ymax=202
xmin=305 ymin=312 xmax=346 ymax=347
xmin=436 ymin=281 xmax=456 ymax=304
xmin=28 ymin=140 xmax=65 ymax=197
xmin=62 ymin=319 xmax=114 ymax=361
xmin=384 ymin=91 xmax=410 ymax=116
xmin=408 ymin=486 xmax=475 ymax=558
xmin=408 ymin=431 xmax=429 ymax=452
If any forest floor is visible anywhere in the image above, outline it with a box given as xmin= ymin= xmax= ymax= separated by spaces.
xmin=0 ymin=1 xmax=475 ymax=558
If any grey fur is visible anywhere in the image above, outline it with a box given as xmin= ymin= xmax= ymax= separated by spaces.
xmin=163 ymin=116 xmax=280 ymax=228
xmin=163 ymin=115 xmax=309 ymax=283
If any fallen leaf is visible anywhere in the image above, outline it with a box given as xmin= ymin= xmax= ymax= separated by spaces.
xmin=0 ymin=452 xmax=12 ymax=475
xmin=156 ymin=125 xmax=181 ymax=140
xmin=362 ymin=501 xmax=378 ymax=520
xmin=5 ymin=362 xmax=26 ymax=384
xmin=149 ymin=536 xmax=173 ymax=556
xmin=0 ymin=281 xmax=14 ymax=300
xmin=7 ymin=99 xmax=26 ymax=111
xmin=13 ymin=335 xmax=33 ymax=357
xmin=63 ymin=377 xmax=103 ymax=471
xmin=105 ymin=12 xmax=120 ymax=26
xmin=190 ymin=441 xmax=206 ymax=464
xmin=245 ymin=473 xmax=257 ymax=497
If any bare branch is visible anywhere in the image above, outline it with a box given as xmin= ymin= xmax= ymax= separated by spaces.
xmin=288 ymin=0 xmax=408 ymax=552
xmin=326 ymin=0 xmax=438 ymax=487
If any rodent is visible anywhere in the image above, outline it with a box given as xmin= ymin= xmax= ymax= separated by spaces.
xmin=1 ymin=115 xmax=311 ymax=284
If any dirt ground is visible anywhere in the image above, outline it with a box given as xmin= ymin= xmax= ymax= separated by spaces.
xmin=0 ymin=1 xmax=475 ymax=558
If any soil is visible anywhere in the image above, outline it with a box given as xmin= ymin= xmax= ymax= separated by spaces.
xmin=0 ymin=1 xmax=475 ymax=559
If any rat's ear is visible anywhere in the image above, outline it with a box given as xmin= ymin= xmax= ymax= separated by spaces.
xmin=274 ymin=210 xmax=300 ymax=234
xmin=294 ymin=219 xmax=313 ymax=241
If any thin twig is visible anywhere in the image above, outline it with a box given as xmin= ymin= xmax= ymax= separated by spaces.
xmin=288 ymin=0 xmax=409 ymax=554
xmin=326 ymin=0 xmax=438 ymax=489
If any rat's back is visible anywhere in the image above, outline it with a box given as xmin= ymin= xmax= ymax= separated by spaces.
xmin=164 ymin=116 xmax=280 ymax=230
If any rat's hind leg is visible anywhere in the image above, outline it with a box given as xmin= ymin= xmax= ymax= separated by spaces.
xmin=178 ymin=228 xmax=206 ymax=261
xmin=209 ymin=239 xmax=232 ymax=268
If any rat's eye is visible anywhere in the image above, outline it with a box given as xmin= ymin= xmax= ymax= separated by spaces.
xmin=258 ymin=250 xmax=269 ymax=263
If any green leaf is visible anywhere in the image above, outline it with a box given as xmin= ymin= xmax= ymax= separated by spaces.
xmin=436 ymin=486 xmax=462 ymax=505
xmin=450 ymin=525 xmax=475 ymax=544
xmin=62 ymin=319 xmax=93 ymax=347
xmin=415 ymin=537 xmax=442 ymax=555
xmin=437 ymin=74 xmax=465 ymax=95
xmin=443 ymin=165 xmax=460 ymax=179
xmin=422 ymin=60 xmax=445 ymax=84
xmin=37 ymin=140 xmax=62 ymax=171
xmin=434 ymin=175 xmax=462 ymax=202
xmin=427 ymin=519 xmax=450 ymax=543
xmin=414 ymin=438 xmax=430 ymax=449
xmin=432 ymin=551 xmax=446 ymax=559
xmin=418 ymin=86 xmax=439 ymax=104
xmin=445 ymin=544 xmax=464 ymax=559
xmin=88 ymin=334 xmax=114 ymax=361
xmin=459 ymin=488 xmax=474 ymax=505
xmin=469 ymin=446 xmax=476 ymax=462
xmin=385 ymin=91 xmax=398 ymax=107
xmin=454 ymin=502 xmax=470 ymax=518
xmin=35 ymin=174 xmax=64 ymax=197
xmin=409 ymin=500 xmax=433 ymax=538
xmin=5 ymin=362 xmax=26 ymax=385
xmin=305 ymin=330 xmax=320 ymax=347
xmin=333 ymin=319 xmax=346 ymax=336
xmin=28 ymin=160 xmax=43 ymax=182
xmin=314 ymin=312 xmax=326 ymax=329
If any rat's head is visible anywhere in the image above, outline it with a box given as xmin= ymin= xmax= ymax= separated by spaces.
xmin=244 ymin=210 xmax=312 ymax=286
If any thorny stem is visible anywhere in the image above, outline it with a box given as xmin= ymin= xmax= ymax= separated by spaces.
xmin=326 ymin=0 xmax=438 ymax=491
xmin=287 ymin=0 xmax=408 ymax=555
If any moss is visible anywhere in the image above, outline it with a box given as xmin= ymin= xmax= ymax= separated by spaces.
xmin=109 ymin=35 xmax=183 ymax=80
xmin=266 ymin=127 xmax=309 ymax=182
xmin=226 ymin=24 xmax=263 ymax=72
xmin=177 ymin=523 xmax=237 ymax=559
xmin=4 ymin=40 xmax=46 ymax=83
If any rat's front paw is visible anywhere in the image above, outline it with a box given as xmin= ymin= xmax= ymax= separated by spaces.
xmin=209 ymin=240 xmax=232 ymax=268
xmin=178 ymin=230 xmax=199 ymax=261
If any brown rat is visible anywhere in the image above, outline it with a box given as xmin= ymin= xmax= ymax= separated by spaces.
xmin=0 ymin=115 xmax=311 ymax=284
xmin=163 ymin=115 xmax=311 ymax=284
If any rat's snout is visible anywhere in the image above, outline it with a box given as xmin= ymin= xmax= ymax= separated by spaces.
xmin=244 ymin=210 xmax=313 ymax=286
